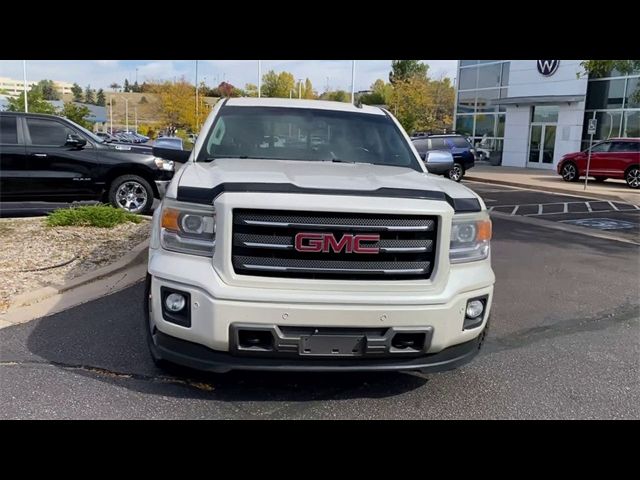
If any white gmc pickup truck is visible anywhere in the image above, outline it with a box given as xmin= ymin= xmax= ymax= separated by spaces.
xmin=146 ymin=98 xmax=495 ymax=373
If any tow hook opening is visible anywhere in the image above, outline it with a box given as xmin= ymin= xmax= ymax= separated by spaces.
xmin=391 ymin=332 xmax=426 ymax=352
xmin=238 ymin=330 xmax=274 ymax=351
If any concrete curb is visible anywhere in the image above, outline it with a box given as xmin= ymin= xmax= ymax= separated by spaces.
xmin=465 ymin=175 xmax=638 ymax=205
xmin=6 ymin=239 xmax=149 ymax=313
xmin=491 ymin=211 xmax=640 ymax=246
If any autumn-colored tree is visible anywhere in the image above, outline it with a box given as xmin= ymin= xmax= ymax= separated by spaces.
xmin=244 ymin=83 xmax=258 ymax=97
xmin=358 ymin=79 xmax=393 ymax=105
xmin=386 ymin=75 xmax=454 ymax=134
xmin=303 ymin=78 xmax=316 ymax=99
xmin=148 ymin=78 xmax=198 ymax=132
xmin=261 ymin=70 xmax=295 ymax=98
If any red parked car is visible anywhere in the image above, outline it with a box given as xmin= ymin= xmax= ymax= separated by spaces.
xmin=557 ymin=138 xmax=640 ymax=189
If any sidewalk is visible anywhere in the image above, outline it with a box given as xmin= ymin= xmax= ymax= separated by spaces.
xmin=465 ymin=164 xmax=640 ymax=205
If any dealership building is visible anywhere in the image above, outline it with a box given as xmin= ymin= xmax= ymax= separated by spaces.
xmin=453 ymin=60 xmax=640 ymax=169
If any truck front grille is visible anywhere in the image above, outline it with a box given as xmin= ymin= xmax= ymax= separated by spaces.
xmin=232 ymin=209 xmax=438 ymax=280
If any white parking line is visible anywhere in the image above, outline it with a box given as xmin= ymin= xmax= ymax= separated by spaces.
xmin=511 ymin=206 xmax=519 ymax=215
xmin=586 ymin=202 xmax=592 ymax=213
xmin=608 ymin=201 xmax=619 ymax=211
xmin=563 ymin=203 xmax=568 ymax=214
xmin=538 ymin=204 xmax=543 ymax=215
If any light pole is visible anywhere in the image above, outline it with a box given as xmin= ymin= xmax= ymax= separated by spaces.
xmin=109 ymin=96 xmax=113 ymax=134
xmin=22 ymin=60 xmax=28 ymax=113
xmin=195 ymin=60 xmax=199 ymax=131
xmin=258 ymin=60 xmax=262 ymax=98
xmin=351 ymin=60 xmax=356 ymax=104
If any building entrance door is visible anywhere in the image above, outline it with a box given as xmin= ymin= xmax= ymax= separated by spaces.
xmin=528 ymin=123 xmax=557 ymax=168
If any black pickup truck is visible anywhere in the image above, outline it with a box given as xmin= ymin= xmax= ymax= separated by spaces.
xmin=0 ymin=112 xmax=175 ymax=214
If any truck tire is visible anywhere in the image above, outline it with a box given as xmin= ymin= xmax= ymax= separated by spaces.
xmin=108 ymin=174 xmax=154 ymax=214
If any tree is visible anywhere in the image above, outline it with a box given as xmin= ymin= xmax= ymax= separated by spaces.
xmin=59 ymin=102 xmax=93 ymax=129
xmin=96 ymin=89 xmax=106 ymax=106
xmin=580 ymin=60 xmax=640 ymax=78
xmin=319 ymin=90 xmax=350 ymax=102
xmin=148 ymin=78 xmax=198 ymax=132
xmin=84 ymin=85 xmax=95 ymax=104
xmin=261 ymin=70 xmax=295 ymax=98
xmin=244 ymin=83 xmax=258 ymax=97
xmin=303 ymin=78 xmax=316 ymax=99
xmin=6 ymin=87 xmax=57 ymax=114
xmin=123 ymin=79 xmax=130 ymax=92
xmin=389 ymin=60 xmax=429 ymax=84
xmin=133 ymin=81 xmax=140 ymax=93
xmin=36 ymin=79 xmax=61 ymax=101
xmin=386 ymin=75 xmax=454 ymax=134
xmin=358 ymin=79 xmax=392 ymax=105
xmin=109 ymin=83 xmax=121 ymax=92
xmin=71 ymin=83 xmax=83 ymax=102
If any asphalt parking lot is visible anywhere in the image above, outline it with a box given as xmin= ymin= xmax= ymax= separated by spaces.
xmin=1 ymin=206 xmax=638 ymax=419
xmin=465 ymin=181 xmax=640 ymax=243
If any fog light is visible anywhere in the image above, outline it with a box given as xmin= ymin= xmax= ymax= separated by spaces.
xmin=165 ymin=293 xmax=186 ymax=312
xmin=466 ymin=300 xmax=484 ymax=319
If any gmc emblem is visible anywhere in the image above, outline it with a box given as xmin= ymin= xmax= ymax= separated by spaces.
xmin=294 ymin=232 xmax=380 ymax=254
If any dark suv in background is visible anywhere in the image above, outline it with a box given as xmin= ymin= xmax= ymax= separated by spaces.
xmin=0 ymin=112 xmax=175 ymax=214
xmin=411 ymin=134 xmax=476 ymax=182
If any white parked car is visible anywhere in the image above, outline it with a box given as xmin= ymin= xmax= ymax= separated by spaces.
xmin=146 ymin=98 xmax=495 ymax=374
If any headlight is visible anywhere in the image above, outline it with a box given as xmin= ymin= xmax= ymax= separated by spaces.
xmin=154 ymin=158 xmax=175 ymax=171
xmin=449 ymin=213 xmax=492 ymax=264
xmin=160 ymin=199 xmax=215 ymax=256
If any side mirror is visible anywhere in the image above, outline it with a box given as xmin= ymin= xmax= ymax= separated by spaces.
xmin=66 ymin=133 xmax=87 ymax=149
xmin=424 ymin=150 xmax=454 ymax=175
xmin=153 ymin=146 xmax=191 ymax=163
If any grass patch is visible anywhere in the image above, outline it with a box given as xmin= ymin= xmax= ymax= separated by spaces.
xmin=46 ymin=205 xmax=142 ymax=228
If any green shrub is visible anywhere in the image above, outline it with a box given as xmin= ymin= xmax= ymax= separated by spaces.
xmin=46 ymin=205 xmax=141 ymax=228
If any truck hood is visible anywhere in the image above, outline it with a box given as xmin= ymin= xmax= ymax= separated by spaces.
xmin=169 ymin=158 xmax=483 ymax=207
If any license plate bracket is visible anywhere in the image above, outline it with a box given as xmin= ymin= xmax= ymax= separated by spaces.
xmin=300 ymin=334 xmax=365 ymax=357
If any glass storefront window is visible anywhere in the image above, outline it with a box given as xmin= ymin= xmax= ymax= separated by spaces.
xmin=595 ymin=110 xmax=622 ymax=139
xmin=476 ymin=89 xmax=499 ymax=112
xmin=459 ymin=67 xmax=477 ymax=90
xmin=623 ymin=111 xmax=640 ymax=137
xmin=496 ymin=114 xmax=506 ymax=137
xmin=455 ymin=115 xmax=474 ymax=136
xmin=460 ymin=60 xmax=478 ymax=67
xmin=501 ymin=62 xmax=510 ymax=86
xmin=624 ymin=77 xmax=640 ymax=108
xmin=474 ymin=114 xmax=496 ymax=136
xmin=477 ymin=64 xmax=502 ymax=89
xmin=586 ymin=79 xmax=625 ymax=109
xmin=457 ymin=90 xmax=476 ymax=113
xmin=532 ymin=105 xmax=559 ymax=123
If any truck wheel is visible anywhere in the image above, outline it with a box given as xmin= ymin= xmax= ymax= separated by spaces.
xmin=108 ymin=175 xmax=154 ymax=214
xmin=560 ymin=162 xmax=580 ymax=182
xmin=447 ymin=163 xmax=464 ymax=182
xmin=626 ymin=167 xmax=640 ymax=189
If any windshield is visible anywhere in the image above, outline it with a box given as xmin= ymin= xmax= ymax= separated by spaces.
xmin=197 ymin=106 xmax=421 ymax=171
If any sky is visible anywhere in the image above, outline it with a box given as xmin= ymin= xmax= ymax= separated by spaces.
xmin=0 ymin=60 xmax=457 ymax=92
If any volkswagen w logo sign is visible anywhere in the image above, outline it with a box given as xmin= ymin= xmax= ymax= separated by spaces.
xmin=537 ymin=60 xmax=560 ymax=76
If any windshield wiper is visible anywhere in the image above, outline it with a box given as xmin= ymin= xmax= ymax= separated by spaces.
xmin=322 ymin=158 xmax=355 ymax=164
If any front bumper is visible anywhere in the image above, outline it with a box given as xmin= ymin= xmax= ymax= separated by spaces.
xmin=152 ymin=325 xmax=488 ymax=373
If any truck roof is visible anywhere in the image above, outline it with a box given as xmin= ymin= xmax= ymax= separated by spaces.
xmin=225 ymin=97 xmax=386 ymax=115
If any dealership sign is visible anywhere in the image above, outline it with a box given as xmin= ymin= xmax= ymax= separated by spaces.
xmin=537 ymin=60 xmax=560 ymax=76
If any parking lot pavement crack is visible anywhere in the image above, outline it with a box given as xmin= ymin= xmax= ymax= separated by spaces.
xmin=0 ymin=360 xmax=216 ymax=392
xmin=484 ymin=305 xmax=640 ymax=355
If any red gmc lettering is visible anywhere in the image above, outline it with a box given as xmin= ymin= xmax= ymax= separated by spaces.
xmin=294 ymin=233 xmax=380 ymax=254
